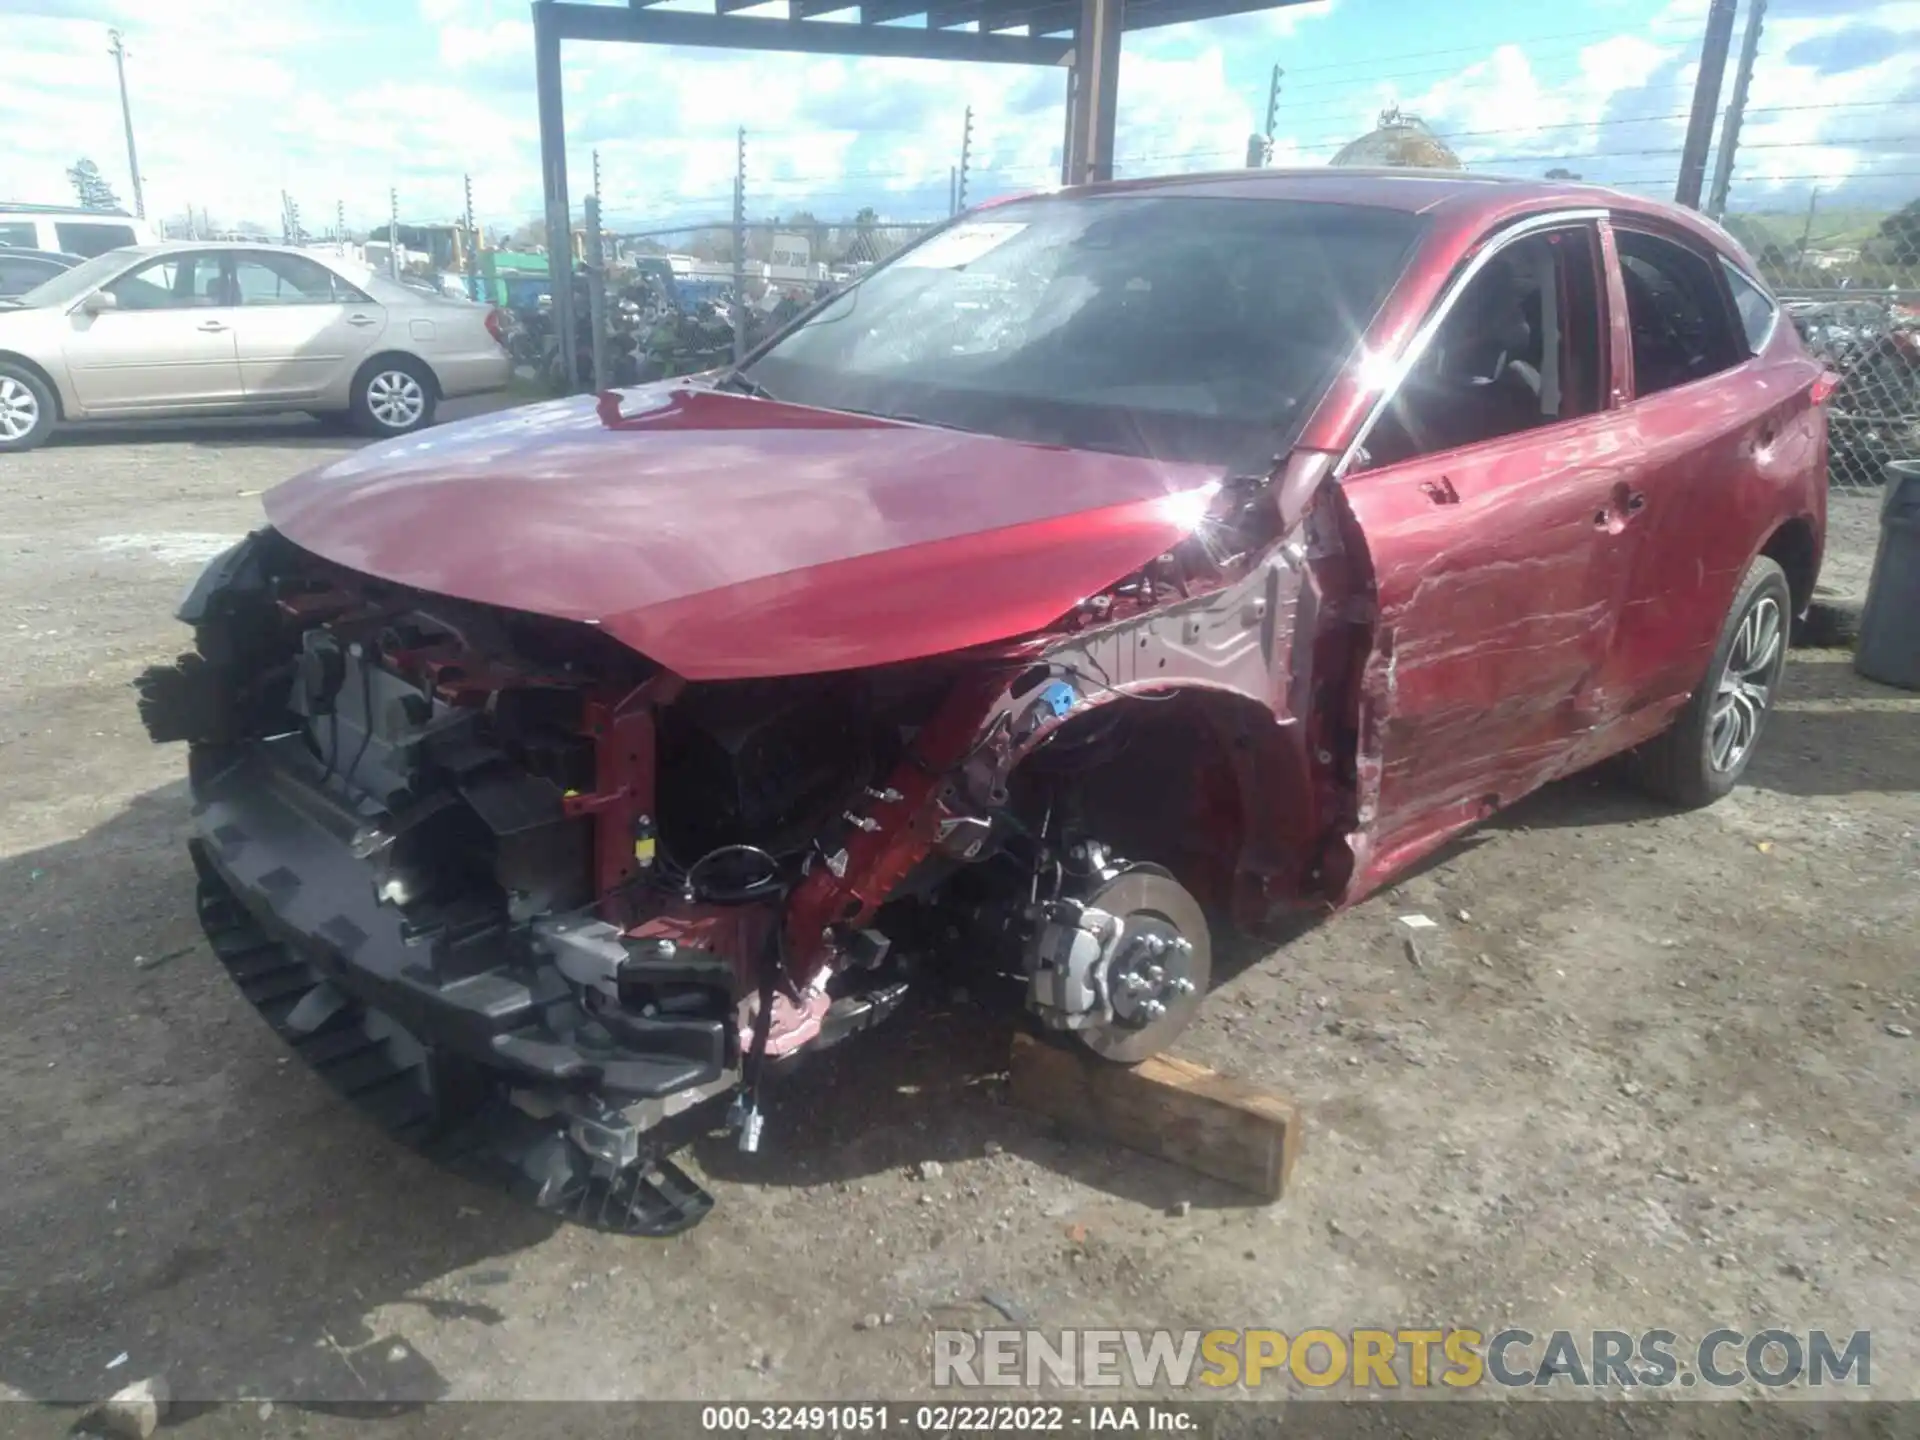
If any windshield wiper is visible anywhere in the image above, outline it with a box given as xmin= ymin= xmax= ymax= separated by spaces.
xmin=713 ymin=370 xmax=777 ymax=401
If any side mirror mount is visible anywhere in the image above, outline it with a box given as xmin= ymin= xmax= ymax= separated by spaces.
xmin=79 ymin=290 xmax=119 ymax=315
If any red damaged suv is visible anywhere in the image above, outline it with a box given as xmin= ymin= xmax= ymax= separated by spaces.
xmin=140 ymin=170 xmax=1826 ymax=1231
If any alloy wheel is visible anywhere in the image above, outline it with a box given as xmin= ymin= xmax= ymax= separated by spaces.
xmin=366 ymin=370 xmax=426 ymax=430
xmin=1709 ymin=594 xmax=1784 ymax=773
xmin=0 ymin=376 xmax=40 ymax=442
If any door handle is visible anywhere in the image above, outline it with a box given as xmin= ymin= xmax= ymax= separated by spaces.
xmin=196 ymin=321 xmax=228 ymax=333
xmin=346 ymin=315 xmax=379 ymax=327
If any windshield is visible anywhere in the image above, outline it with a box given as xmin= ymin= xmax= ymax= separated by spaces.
xmin=13 ymin=249 xmax=144 ymax=310
xmin=746 ymin=194 xmax=1423 ymax=469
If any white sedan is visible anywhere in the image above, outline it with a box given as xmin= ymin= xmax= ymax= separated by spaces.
xmin=0 ymin=242 xmax=512 ymax=451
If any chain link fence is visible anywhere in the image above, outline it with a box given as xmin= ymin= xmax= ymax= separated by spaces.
xmin=507 ymin=219 xmax=937 ymax=392
xmin=1725 ymin=193 xmax=1919 ymax=496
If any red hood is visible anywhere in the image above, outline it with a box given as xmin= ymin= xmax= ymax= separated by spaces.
xmin=265 ymin=385 xmax=1221 ymax=680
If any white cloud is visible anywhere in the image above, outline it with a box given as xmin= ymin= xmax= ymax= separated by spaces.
xmin=1 ymin=0 xmax=1910 ymax=243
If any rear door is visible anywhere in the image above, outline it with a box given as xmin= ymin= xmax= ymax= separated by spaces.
xmin=227 ymin=251 xmax=386 ymax=402
xmin=1335 ymin=214 xmax=1644 ymax=893
xmin=62 ymin=251 xmax=243 ymax=411
xmin=1600 ymin=221 xmax=1818 ymax=722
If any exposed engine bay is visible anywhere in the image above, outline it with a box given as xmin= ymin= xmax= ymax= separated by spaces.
xmin=138 ymin=487 xmax=1338 ymax=1232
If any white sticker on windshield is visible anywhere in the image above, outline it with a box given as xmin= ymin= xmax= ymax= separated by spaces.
xmin=897 ymin=221 xmax=1027 ymax=270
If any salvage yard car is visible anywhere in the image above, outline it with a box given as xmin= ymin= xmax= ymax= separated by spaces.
xmin=138 ymin=171 xmax=1827 ymax=1232
xmin=0 ymin=241 xmax=512 ymax=451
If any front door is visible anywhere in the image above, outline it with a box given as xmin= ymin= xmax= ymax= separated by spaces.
xmin=62 ymin=251 xmax=243 ymax=412
xmin=227 ymin=250 xmax=387 ymax=402
xmin=1335 ymin=218 xmax=1644 ymax=896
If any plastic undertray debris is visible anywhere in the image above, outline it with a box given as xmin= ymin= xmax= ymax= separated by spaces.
xmin=194 ymin=867 xmax=714 ymax=1237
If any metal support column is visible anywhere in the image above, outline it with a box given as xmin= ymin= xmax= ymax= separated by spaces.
xmin=534 ymin=1 xmax=579 ymax=391
xmin=1706 ymin=0 xmax=1766 ymax=219
xmin=1059 ymin=62 xmax=1079 ymax=186
xmin=1674 ymin=0 xmax=1738 ymax=210
xmin=1063 ymin=0 xmax=1122 ymax=185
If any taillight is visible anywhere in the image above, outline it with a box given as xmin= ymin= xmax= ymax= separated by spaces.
xmin=1810 ymin=372 xmax=1840 ymax=405
xmin=484 ymin=307 xmax=506 ymax=348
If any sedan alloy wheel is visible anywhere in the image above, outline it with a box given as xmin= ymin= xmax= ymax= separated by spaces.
xmin=0 ymin=374 xmax=41 ymax=443
xmin=366 ymin=369 xmax=427 ymax=431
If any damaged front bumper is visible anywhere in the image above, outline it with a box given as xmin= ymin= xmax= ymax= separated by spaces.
xmin=188 ymin=735 xmax=738 ymax=1234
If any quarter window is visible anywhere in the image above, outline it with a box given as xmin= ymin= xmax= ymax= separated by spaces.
xmin=1358 ymin=225 xmax=1606 ymax=469
xmin=1615 ymin=229 xmax=1745 ymax=396
xmin=1720 ymin=259 xmax=1778 ymax=354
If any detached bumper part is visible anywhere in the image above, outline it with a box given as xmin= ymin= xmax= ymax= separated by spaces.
xmin=187 ymin=739 xmax=730 ymax=1235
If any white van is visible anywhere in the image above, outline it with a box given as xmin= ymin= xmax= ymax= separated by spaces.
xmin=0 ymin=204 xmax=157 ymax=259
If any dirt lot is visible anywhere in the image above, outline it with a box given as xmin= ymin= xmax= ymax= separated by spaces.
xmin=1 ymin=411 xmax=1915 ymax=1425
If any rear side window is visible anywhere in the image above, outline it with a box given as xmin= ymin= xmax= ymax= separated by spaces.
xmin=55 ymin=222 xmax=139 ymax=258
xmin=0 ymin=222 xmax=39 ymax=247
xmin=1720 ymin=259 xmax=1778 ymax=353
xmin=232 ymin=252 xmax=365 ymax=305
xmin=1616 ymin=229 xmax=1745 ymax=397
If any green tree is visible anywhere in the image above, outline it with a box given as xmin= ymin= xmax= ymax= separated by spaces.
xmin=1544 ymin=167 xmax=1582 ymax=181
xmin=67 ymin=157 xmax=122 ymax=211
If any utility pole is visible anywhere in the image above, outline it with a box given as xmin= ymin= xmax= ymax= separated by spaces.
xmin=1245 ymin=63 xmax=1282 ymax=168
xmin=336 ymin=199 xmax=346 ymax=251
xmin=732 ymin=127 xmax=748 ymax=367
xmin=1675 ymin=0 xmax=1738 ymax=210
xmin=1796 ymin=188 xmax=1819 ymax=268
xmin=957 ymin=106 xmax=974 ymax=211
xmin=463 ymin=173 xmax=480 ymax=299
xmin=1706 ymin=0 xmax=1767 ymax=219
xmin=107 ymin=30 xmax=145 ymax=219
xmin=389 ymin=187 xmax=400 ymax=278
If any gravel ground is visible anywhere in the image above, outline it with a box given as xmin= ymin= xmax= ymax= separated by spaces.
xmin=1 ymin=413 xmax=1915 ymax=1427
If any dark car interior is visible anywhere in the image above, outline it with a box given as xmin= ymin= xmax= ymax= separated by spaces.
xmin=1615 ymin=229 xmax=1748 ymax=394
xmin=0 ymin=249 xmax=79 ymax=299
xmin=1360 ymin=227 xmax=1604 ymax=468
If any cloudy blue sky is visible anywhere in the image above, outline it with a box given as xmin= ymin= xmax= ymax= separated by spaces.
xmin=1 ymin=0 xmax=1914 ymax=234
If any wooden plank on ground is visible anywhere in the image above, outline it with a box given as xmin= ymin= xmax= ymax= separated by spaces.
xmin=1007 ymin=1031 xmax=1301 ymax=1201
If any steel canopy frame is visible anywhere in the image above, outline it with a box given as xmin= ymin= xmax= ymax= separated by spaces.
xmin=531 ymin=0 xmax=1299 ymax=388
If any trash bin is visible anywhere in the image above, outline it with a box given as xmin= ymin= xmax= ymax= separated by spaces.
xmin=1854 ymin=459 xmax=1920 ymax=690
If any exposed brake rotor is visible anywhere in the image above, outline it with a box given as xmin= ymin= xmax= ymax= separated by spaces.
xmin=1072 ymin=867 xmax=1211 ymax=1064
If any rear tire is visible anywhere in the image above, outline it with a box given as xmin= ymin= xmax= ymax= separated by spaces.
xmin=349 ymin=357 xmax=437 ymax=437
xmin=1630 ymin=555 xmax=1791 ymax=808
xmin=0 ymin=363 xmax=56 ymax=453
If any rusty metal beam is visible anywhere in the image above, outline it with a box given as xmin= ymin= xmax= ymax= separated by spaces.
xmin=548 ymin=0 xmax=1070 ymax=59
